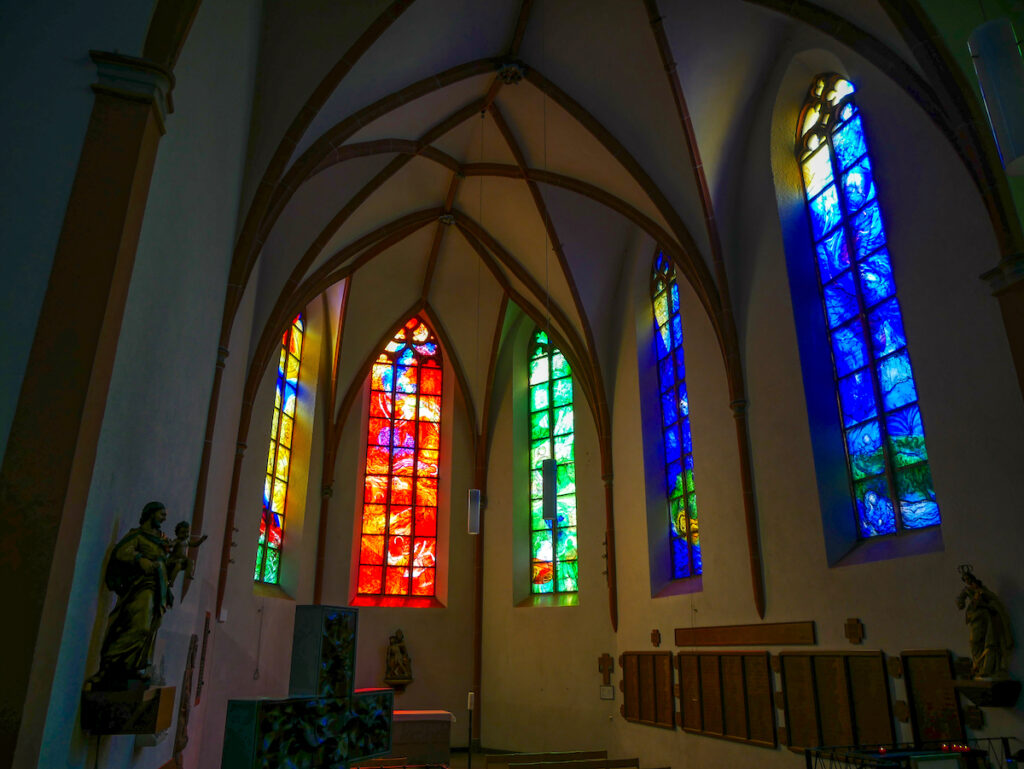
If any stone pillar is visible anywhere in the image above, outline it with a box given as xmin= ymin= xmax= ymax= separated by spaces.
xmin=1 ymin=52 xmax=173 ymax=768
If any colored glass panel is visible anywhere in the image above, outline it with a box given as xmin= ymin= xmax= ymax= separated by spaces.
xmin=255 ymin=314 xmax=303 ymax=584
xmin=651 ymin=253 xmax=702 ymax=578
xmin=356 ymin=317 xmax=442 ymax=599
xmin=798 ymin=74 xmax=939 ymax=538
xmin=528 ymin=328 xmax=578 ymax=594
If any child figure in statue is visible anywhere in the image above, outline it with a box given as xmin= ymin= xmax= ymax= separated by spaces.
xmin=166 ymin=521 xmax=208 ymax=584
xmin=956 ymin=565 xmax=1013 ymax=679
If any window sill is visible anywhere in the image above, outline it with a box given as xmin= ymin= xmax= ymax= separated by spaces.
xmin=350 ymin=595 xmax=446 ymax=608
xmin=833 ymin=526 xmax=943 ymax=568
xmin=654 ymin=575 xmax=703 ymax=598
xmin=516 ymin=593 xmax=579 ymax=608
xmin=253 ymin=582 xmax=295 ymax=601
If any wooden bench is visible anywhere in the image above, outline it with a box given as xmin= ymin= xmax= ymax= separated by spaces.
xmin=486 ymin=752 xmax=608 ymax=769
xmin=516 ymin=758 xmax=640 ymax=769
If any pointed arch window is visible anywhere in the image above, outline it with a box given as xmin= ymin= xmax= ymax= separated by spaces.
xmin=651 ymin=254 xmax=701 ymax=577
xmin=797 ymin=74 xmax=939 ymax=537
xmin=528 ymin=329 xmax=578 ymax=594
xmin=357 ymin=317 xmax=442 ymax=598
xmin=254 ymin=313 xmax=304 ymax=584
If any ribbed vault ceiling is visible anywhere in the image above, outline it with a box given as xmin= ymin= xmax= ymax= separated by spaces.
xmin=234 ymin=0 xmax=914 ymax=437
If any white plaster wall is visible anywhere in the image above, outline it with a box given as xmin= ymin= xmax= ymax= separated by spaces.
xmin=34 ymin=0 xmax=263 ymax=765
xmin=0 ymin=0 xmax=153 ymax=465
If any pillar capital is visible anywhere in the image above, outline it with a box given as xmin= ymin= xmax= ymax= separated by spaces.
xmin=90 ymin=50 xmax=175 ymax=133
xmin=982 ymin=253 xmax=1024 ymax=294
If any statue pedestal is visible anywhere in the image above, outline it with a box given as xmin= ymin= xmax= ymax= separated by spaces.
xmin=81 ymin=685 xmax=176 ymax=735
xmin=953 ymin=679 xmax=1021 ymax=707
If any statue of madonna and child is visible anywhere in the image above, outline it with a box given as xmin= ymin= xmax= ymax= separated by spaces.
xmin=85 ymin=501 xmax=207 ymax=691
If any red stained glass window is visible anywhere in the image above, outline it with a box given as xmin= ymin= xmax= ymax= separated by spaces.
xmin=356 ymin=317 xmax=442 ymax=599
xmin=254 ymin=314 xmax=303 ymax=585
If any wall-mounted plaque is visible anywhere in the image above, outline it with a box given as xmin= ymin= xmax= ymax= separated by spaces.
xmin=619 ymin=652 xmax=674 ymax=729
xmin=677 ymin=652 xmax=775 ymax=748
xmin=902 ymin=650 xmax=963 ymax=744
xmin=779 ymin=651 xmax=893 ymax=750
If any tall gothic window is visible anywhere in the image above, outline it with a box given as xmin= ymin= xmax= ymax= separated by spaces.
xmin=651 ymin=254 xmax=701 ymax=577
xmin=527 ymin=329 xmax=578 ymax=594
xmin=797 ymin=74 xmax=939 ymax=537
xmin=255 ymin=313 xmax=304 ymax=584
xmin=357 ymin=317 xmax=442 ymax=598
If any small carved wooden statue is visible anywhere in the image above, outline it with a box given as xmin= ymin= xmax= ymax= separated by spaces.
xmin=956 ymin=565 xmax=1014 ymax=679
xmin=384 ymin=629 xmax=413 ymax=689
xmin=86 ymin=502 xmax=183 ymax=690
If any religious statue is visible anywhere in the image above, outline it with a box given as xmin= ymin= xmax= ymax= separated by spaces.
xmin=166 ymin=521 xmax=208 ymax=584
xmin=86 ymin=502 xmax=179 ymax=690
xmin=956 ymin=565 xmax=1013 ymax=679
xmin=383 ymin=629 xmax=413 ymax=689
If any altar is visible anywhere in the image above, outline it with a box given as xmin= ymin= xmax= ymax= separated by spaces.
xmin=386 ymin=710 xmax=455 ymax=766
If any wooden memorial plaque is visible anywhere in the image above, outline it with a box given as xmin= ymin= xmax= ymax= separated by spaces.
xmin=743 ymin=654 xmax=776 ymax=746
xmin=781 ymin=654 xmax=818 ymax=748
xmin=654 ymin=653 xmax=675 ymax=727
xmin=638 ymin=654 xmax=656 ymax=723
xmin=721 ymin=655 xmax=747 ymax=739
xmin=699 ymin=655 xmax=723 ymax=735
xmin=678 ymin=654 xmax=702 ymax=731
xmin=623 ymin=654 xmax=640 ymax=721
xmin=620 ymin=652 xmax=674 ymax=728
xmin=847 ymin=653 xmax=893 ymax=746
xmin=902 ymin=651 xmax=963 ymax=744
xmin=675 ymin=621 xmax=816 ymax=647
xmin=813 ymin=655 xmax=854 ymax=747
xmin=677 ymin=652 xmax=775 ymax=747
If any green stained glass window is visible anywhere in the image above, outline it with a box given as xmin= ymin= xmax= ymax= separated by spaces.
xmin=528 ymin=329 xmax=578 ymax=594
xmin=651 ymin=255 xmax=701 ymax=578
xmin=797 ymin=74 xmax=939 ymax=538
xmin=255 ymin=314 xmax=304 ymax=584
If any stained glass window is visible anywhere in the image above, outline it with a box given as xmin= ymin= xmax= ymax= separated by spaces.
xmin=357 ymin=317 xmax=442 ymax=598
xmin=528 ymin=329 xmax=578 ymax=593
xmin=797 ymin=74 xmax=939 ymax=537
xmin=254 ymin=314 xmax=304 ymax=584
xmin=651 ymin=254 xmax=701 ymax=577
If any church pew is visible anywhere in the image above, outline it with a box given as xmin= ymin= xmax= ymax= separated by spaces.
xmin=485 ymin=751 xmax=608 ymax=769
xmin=515 ymin=758 xmax=640 ymax=769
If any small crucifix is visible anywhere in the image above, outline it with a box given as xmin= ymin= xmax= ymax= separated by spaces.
xmin=598 ymin=653 xmax=614 ymax=685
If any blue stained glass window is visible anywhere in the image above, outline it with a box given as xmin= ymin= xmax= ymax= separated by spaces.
xmin=841 ymin=158 xmax=875 ymax=213
xmin=824 ymin=272 xmax=859 ymax=328
xmin=810 ymin=185 xmax=842 ymax=240
xmin=869 ymin=299 xmax=907 ymax=357
xmin=838 ymin=370 xmax=877 ymax=427
xmin=797 ymin=74 xmax=939 ymax=539
xmin=651 ymin=253 xmax=701 ymax=578
xmin=831 ymin=320 xmax=868 ymax=376
xmin=852 ymin=202 xmax=886 ymax=258
xmin=833 ymin=115 xmax=867 ymax=169
xmin=858 ymin=250 xmax=896 ymax=306
xmin=816 ymin=229 xmax=850 ymax=283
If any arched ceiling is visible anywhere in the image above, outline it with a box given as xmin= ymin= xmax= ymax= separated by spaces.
xmin=236 ymin=0 xmax=926 ymax=435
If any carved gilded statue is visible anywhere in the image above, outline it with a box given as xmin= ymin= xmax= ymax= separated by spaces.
xmin=87 ymin=502 xmax=177 ymax=689
xmin=956 ymin=565 xmax=1013 ymax=679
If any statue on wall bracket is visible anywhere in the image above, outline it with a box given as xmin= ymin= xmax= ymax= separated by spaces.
xmin=384 ymin=629 xmax=413 ymax=691
xmin=952 ymin=565 xmax=1020 ymax=708
xmin=81 ymin=501 xmax=203 ymax=736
